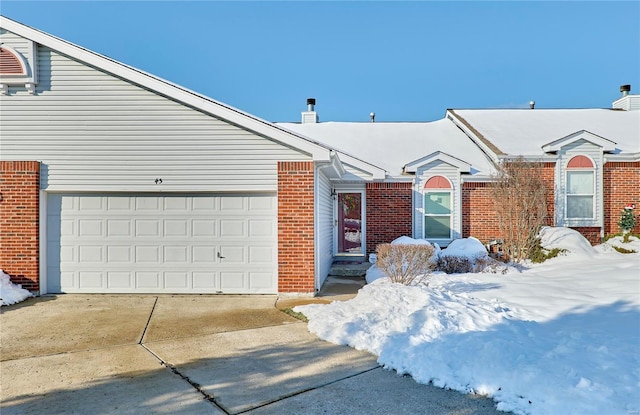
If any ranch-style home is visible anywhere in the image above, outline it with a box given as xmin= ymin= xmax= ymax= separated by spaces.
xmin=1 ymin=16 xmax=639 ymax=296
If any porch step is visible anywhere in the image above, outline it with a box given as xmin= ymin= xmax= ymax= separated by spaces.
xmin=328 ymin=259 xmax=372 ymax=277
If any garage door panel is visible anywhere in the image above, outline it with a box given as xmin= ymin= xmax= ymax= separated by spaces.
xmin=107 ymin=220 xmax=131 ymax=236
xmin=136 ymin=272 xmax=161 ymax=289
xmin=192 ymin=246 xmax=216 ymax=263
xmin=249 ymin=246 xmax=275 ymax=263
xmin=221 ymin=272 xmax=246 ymax=290
xmin=79 ymin=271 xmax=102 ymax=288
xmin=164 ymin=220 xmax=189 ymax=237
xmin=107 ymin=271 xmax=132 ymax=288
xmin=47 ymin=194 xmax=277 ymax=294
xmin=78 ymin=245 xmax=103 ymax=263
xmin=220 ymin=220 xmax=245 ymax=237
xmin=193 ymin=272 xmax=218 ymax=290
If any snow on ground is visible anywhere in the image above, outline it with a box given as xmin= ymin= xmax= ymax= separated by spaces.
xmin=296 ymin=229 xmax=640 ymax=415
xmin=0 ymin=270 xmax=33 ymax=306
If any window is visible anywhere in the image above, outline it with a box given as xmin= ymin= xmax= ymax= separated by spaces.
xmin=424 ymin=176 xmax=452 ymax=239
xmin=566 ymin=156 xmax=595 ymax=220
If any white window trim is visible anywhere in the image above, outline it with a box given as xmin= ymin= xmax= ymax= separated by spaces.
xmin=565 ymin=169 xmax=595 ymax=220
xmin=564 ymin=157 xmax=596 ymax=222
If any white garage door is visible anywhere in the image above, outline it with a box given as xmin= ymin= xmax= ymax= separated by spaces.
xmin=46 ymin=194 xmax=277 ymax=294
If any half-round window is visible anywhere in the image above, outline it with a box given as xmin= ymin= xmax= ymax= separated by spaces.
xmin=0 ymin=47 xmax=27 ymax=75
xmin=424 ymin=175 xmax=452 ymax=189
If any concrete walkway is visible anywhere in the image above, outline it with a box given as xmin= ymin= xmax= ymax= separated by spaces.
xmin=1 ymin=294 xmax=509 ymax=415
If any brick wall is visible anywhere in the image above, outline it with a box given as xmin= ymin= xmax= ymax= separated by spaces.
xmin=277 ymin=161 xmax=315 ymax=294
xmin=461 ymin=182 xmax=500 ymax=243
xmin=0 ymin=161 xmax=40 ymax=292
xmin=603 ymin=162 xmax=640 ymax=235
xmin=570 ymin=227 xmax=602 ymax=245
xmin=366 ymin=182 xmax=413 ymax=255
xmin=461 ymin=162 xmax=555 ymax=244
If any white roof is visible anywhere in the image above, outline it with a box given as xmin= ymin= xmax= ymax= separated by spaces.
xmin=450 ymin=109 xmax=640 ymax=157
xmin=277 ymin=119 xmax=497 ymax=178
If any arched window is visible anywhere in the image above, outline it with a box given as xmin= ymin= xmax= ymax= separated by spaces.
xmin=424 ymin=176 xmax=452 ymax=239
xmin=566 ymin=155 xmax=595 ymax=219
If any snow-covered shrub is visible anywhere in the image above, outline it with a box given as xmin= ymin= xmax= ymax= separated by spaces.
xmin=375 ymin=243 xmax=435 ymax=285
xmin=437 ymin=255 xmax=474 ymax=274
xmin=1 ymin=270 xmax=33 ymax=306
xmin=437 ymin=237 xmax=495 ymax=274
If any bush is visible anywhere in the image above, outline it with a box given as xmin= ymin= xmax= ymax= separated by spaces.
xmin=613 ymin=246 xmax=637 ymax=254
xmin=376 ymin=243 xmax=435 ymax=285
xmin=437 ymin=255 xmax=474 ymax=274
xmin=528 ymin=238 xmax=565 ymax=264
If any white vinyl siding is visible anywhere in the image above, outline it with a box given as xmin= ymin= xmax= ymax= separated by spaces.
xmin=0 ymin=42 xmax=310 ymax=192
xmin=46 ymin=193 xmax=277 ymax=294
xmin=555 ymin=140 xmax=603 ymax=228
xmin=414 ymin=160 xmax=461 ymax=244
xmin=316 ymin=169 xmax=334 ymax=289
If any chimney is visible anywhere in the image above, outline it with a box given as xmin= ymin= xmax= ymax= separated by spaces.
xmin=529 ymin=100 xmax=535 ymax=109
xmin=620 ymin=84 xmax=631 ymax=97
xmin=370 ymin=112 xmax=375 ymax=122
xmin=301 ymin=98 xmax=318 ymax=124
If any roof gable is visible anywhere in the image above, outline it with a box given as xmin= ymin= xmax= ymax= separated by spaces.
xmin=404 ymin=151 xmax=472 ymax=174
xmin=542 ymin=130 xmax=616 ymax=153
xmin=0 ymin=15 xmax=333 ymax=162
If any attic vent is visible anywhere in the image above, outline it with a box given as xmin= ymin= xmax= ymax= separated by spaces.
xmin=424 ymin=175 xmax=452 ymax=189
xmin=0 ymin=47 xmax=26 ymax=75
xmin=567 ymin=155 xmax=594 ymax=168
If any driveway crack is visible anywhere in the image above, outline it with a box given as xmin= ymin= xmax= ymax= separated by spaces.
xmin=139 ymin=296 xmax=158 ymax=344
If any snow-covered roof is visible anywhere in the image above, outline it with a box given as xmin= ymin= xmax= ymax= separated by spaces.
xmin=449 ymin=109 xmax=640 ymax=159
xmin=277 ymin=119 xmax=497 ymax=178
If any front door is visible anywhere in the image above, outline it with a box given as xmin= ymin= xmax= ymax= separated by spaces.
xmin=337 ymin=192 xmax=363 ymax=255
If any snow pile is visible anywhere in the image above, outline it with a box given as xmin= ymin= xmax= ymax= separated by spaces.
xmin=0 ymin=270 xmax=33 ymax=306
xmin=599 ymin=234 xmax=640 ymax=254
xmin=440 ymin=236 xmax=488 ymax=260
xmin=296 ymin=228 xmax=640 ymax=415
xmin=538 ymin=226 xmax=596 ymax=256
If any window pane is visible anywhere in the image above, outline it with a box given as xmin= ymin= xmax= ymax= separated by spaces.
xmin=567 ymin=195 xmax=593 ymax=218
xmin=567 ymin=171 xmax=593 ymax=195
xmin=425 ymin=192 xmax=451 ymax=215
xmin=425 ymin=216 xmax=451 ymax=239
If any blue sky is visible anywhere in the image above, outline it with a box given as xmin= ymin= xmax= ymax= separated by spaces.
xmin=1 ymin=1 xmax=639 ymax=122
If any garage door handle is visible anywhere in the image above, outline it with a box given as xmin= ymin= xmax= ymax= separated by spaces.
xmin=217 ymin=252 xmax=225 ymax=259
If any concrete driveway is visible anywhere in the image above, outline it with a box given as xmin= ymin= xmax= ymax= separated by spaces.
xmin=1 ymin=295 xmax=509 ymax=415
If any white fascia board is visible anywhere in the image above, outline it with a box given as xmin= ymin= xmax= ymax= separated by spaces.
xmin=404 ymin=151 xmax=471 ymax=173
xmin=460 ymin=174 xmax=497 ymax=183
xmin=337 ymin=153 xmax=387 ymax=180
xmin=317 ymin=151 xmax=346 ymax=179
xmin=604 ymin=152 xmax=640 ymax=162
xmin=542 ymin=130 xmax=616 ymax=153
xmin=0 ymin=16 xmax=332 ymax=162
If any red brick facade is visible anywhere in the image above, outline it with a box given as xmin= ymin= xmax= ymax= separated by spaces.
xmin=603 ymin=162 xmax=640 ymax=235
xmin=461 ymin=163 xmax=555 ymax=244
xmin=365 ymin=182 xmax=413 ymax=255
xmin=0 ymin=161 xmax=40 ymax=292
xmin=277 ymin=161 xmax=315 ymax=293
